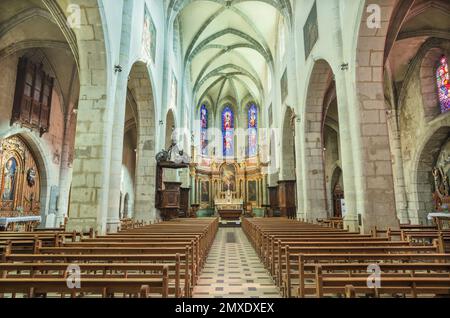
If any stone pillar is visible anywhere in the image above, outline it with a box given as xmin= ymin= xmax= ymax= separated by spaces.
xmin=106 ymin=76 xmax=127 ymax=233
xmin=190 ymin=173 xmax=195 ymax=206
xmin=265 ymin=175 xmax=269 ymax=205
xmin=66 ymin=89 xmax=111 ymax=235
xmin=133 ymin=137 xmax=157 ymax=223
xmin=56 ymin=109 xmax=76 ymax=227
xmin=294 ymin=119 xmax=305 ymax=221
xmin=354 ymin=2 xmax=400 ymax=233
xmin=386 ymin=109 xmax=409 ymax=224
xmin=332 ymin=72 xmax=359 ymax=232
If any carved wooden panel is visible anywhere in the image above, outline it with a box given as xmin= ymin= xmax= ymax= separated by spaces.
xmin=159 ymin=181 xmax=182 ymax=220
xmin=278 ymin=181 xmax=296 ymax=218
xmin=11 ymin=57 xmax=54 ymax=136
xmin=0 ymin=136 xmax=40 ymax=217
xmin=268 ymin=186 xmax=279 ymax=211
xmin=180 ymin=187 xmax=190 ymax=217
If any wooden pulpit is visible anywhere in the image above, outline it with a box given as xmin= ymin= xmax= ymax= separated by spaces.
xmin=278 ymin=180 xmax=296 ymax=219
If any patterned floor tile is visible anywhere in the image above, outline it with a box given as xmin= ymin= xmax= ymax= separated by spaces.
xmin=192 ymin=228 xmax=281 ymax=298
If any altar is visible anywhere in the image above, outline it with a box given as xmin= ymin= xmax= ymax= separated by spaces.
xmin=214 ymin=191 xmax=243 ymax=224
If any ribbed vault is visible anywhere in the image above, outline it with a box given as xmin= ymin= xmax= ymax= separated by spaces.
xmin=170 ymin=0 xmax=289 ymax=112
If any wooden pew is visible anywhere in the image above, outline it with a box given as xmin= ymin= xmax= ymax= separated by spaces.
xmin=243 ymin=217 xmax=450 ymax=299
xmin=0 ymin=277 xmax=168 ymax=298
xmin=0 ymin=262 xmax=182 ymax=297
xmin=0 ymin=217 xmax=219 ymax=298
xmin=283 ymin=253 xmax=450 ymax=298
xmin=315 ymin=266 xmax=450 ymax=298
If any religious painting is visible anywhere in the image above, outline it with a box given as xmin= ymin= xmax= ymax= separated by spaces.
xmin=201 ymin=180 xmax=209 ymax=202
xmin=437 ymin=55 xmax=450 ymax=113
xmin=248 ymin=103 xmax=258 ymax=157
xmin=0 ymin=136 xmax=40 ymax=215
xmin=281 ymin=69 xmax=288 ymax=103
xmin=142 ymin=6 xmax=157 ymax=64
xmin=1 ymin=157 xmax=17 ymax=201
xmin=432 ymin=139 xmax=450 ymax=211
xmin=222 ymin=106 xmax=235 ymax=157
xmin=221 ymin=164 xmax=236 ymax=192
xmin=303 ymin=1 xmax=318 ymax=59
xmin=200 ymin=104 xmax=208 ymax=156
xmin=248 ymin=180 xmax=257 ymax=202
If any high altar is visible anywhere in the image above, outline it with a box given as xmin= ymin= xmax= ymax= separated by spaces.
xmin=189 ymin=155 xmax=269 ymax=218
xmin=214 ymin=190 xmax=243 ymax=221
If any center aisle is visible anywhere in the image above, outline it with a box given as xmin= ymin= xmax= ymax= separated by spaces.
xmin=193 ymin=227 xmax=281 ymax=298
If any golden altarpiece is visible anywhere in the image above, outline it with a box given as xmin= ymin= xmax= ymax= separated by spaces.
xmin=0 ymin=136 xmax=42 ymax=230
xmin=189 ymin=154 xmax=269 ymax=219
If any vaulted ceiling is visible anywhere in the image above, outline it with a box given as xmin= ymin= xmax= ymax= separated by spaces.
xmin=388 ymin=0 xmax=450 ymax=81
xmin=173 ymin=0 xmax=290 ymax=112
xmin=0 ymin=0 xmax=79 ymax=113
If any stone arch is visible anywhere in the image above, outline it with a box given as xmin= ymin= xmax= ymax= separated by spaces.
xmin=302 ymin=59 xmax=334 ymax=221
xmin=420 ymin=46 xmax=450 ymax=121
xmin=12 ymin=132 xmax=51 ymax=226
xmin=330 ymin=165 xmax=343 ymax=218
xmin=127 ymin=62 xmax=157 ymax=223
xmin=165 ymin=108 xmax=177 ymax=149
xmin=123 ymin=193 xmax=130 ymax=219
xmin=410 ymin=126 xmax=450 ymax=224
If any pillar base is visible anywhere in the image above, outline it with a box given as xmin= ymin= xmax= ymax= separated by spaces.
xmin=106 ymin=219 xmax=121 ymax=233
xmin=344 ymin=215 xmax=359 ymax=233
xmin=133 ymin=208 xmax=158 ymax=224
xmin=66 ymin=218 xmax=104 ymax=235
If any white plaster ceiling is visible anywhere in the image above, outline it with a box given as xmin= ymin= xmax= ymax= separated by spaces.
xmin=176 ymin=0 xmax=285 ymax=110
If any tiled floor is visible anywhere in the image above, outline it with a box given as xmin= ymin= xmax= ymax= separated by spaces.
xmin=193 ymin=227 xmax=281 ymax=298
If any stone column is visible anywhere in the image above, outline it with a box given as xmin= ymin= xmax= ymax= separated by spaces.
xmin=106 ymin=75 xmax=127 ymax=233
xmin=262 ymin=175 xmax=268 ymax=205
xmin=354 ymin=3 xmax=400 ymax=233
xmin=56 ymin=109 xmax=75 ymax=227
xmin=386 ymin=109 xmax=409 ymax=224
xmin=332 ymin=72 xmax=359 ymax=232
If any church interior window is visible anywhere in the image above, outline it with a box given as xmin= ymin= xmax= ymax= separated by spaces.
xmin=437 ymin=55 xmax=450 ymax=113
xmin=200 ymin=104 xmax=208 ymax=156
xmin=222 ymin=106 xmax=234 ymax=157
xmin=248 ymin=103 xmax=258 ymax=157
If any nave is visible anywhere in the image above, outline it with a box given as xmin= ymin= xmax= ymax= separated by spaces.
xmin=0 ymin=0 xmax=450 ymax=303
xmin=0 ymin=216 xmax=449 ymax=298
xmin=193 ymin=228 xmax=281 ymax=298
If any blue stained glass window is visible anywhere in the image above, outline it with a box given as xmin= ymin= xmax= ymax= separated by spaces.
xmin=222 ymin=106 xmax=234 ymax=157
xmin=248 ymin=103 xmax=258 ymax=157
xmin=200 ymin=104 xmax=208 ymax=155
xmin=437 ymin=55 xmax=450 ymax=113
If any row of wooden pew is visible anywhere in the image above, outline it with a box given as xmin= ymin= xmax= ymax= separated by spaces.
xmin=242 ymin=218 xmax=450 ymax=298
xmin=0 ymin=217 xmax=219 ymax=298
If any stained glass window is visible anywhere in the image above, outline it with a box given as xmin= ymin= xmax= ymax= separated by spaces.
xmin=248 ymin=103 xmax=258 ymax=157
xmin=222 ymin=106 xmax=234 ymax=157
xmin=437 ymin=55 xmax=450 ymax=113
xmin=200 ymin=104 xmax=208 ymax=156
